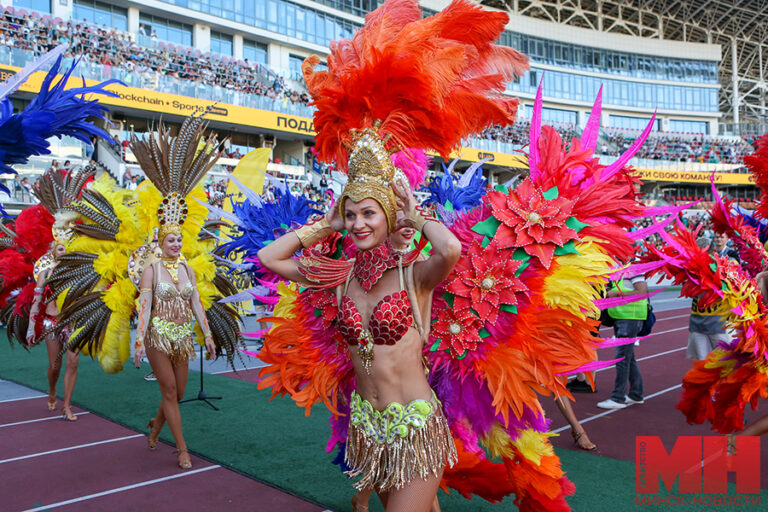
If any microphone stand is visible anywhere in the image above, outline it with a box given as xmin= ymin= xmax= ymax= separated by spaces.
xmin=179 ymin=345 xmax=222 ymax=411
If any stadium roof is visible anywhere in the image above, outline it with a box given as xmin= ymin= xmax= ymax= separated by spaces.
xmin=481 ymin=0 xmax=768 ymax=133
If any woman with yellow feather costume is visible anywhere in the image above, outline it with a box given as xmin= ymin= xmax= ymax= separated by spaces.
xmin=45 ymin=113 xmax=244 ymax=469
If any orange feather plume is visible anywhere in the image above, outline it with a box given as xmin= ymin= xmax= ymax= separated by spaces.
xmin=304 ymin=0 xmax=528 ymax=171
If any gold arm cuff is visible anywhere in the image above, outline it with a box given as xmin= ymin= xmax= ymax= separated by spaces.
xmin=294 ymin=217 xmax=333 ymax=248
xmin=140 ymin=288 xmax=153 ymax=293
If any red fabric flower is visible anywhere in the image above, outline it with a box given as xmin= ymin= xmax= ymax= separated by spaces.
xmin=432 ymin=307 xmax=484 ymax=357
xmin=447 ymin=240 xmax=527 ymax=324
xmin=486 ymin=179 xmax=577 ymax=268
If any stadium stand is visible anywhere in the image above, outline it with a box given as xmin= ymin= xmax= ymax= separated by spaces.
xmin=0 ymin=6 xmax=311 ymax=106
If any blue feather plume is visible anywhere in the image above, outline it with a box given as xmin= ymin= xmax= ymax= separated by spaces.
xmin=0 ymin=55 xmax=121 ymax=182
xmin=421 ymin=159 xmax=488 ymax=214
xmin=733 ymin=204 xmax=768 ymax=243
xmin=221 ymin=184 xmax=323 ymax=266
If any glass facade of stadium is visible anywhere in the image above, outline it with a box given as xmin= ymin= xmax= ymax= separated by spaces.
xmin=6 ymin=0 xmax=746 ymax=207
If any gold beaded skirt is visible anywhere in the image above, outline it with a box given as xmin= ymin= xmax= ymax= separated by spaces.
xmin=344 ymin=391 xmax=457 ymax=491
xmin=147 ymin=286 xmax=196 ymax=366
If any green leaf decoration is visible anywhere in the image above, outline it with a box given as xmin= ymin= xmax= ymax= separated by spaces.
xmin=543 ymin=186 xmax=559 ymax=200
xmin=479 ymin=328 xmax=491 ymax=338
xmin=456 ymin=349 xmax=469 ymax=360
xmin=565 ymin=217 xmax=590 ymax=232
xmin=414 ymin=231 xmax=433 ymax=256
xmin=471 ymin=216 xmax=502 ymax=238
xmin=494 ymin=184 xmax=509 ymax=194
xmin=513 ymin=248 xmax=530 ymax=261
xmin=709 ymin=263 xmax=717 ymax=273
xmin=314 ymin=308 xmax=322 ymax=317
xmin=515 ymin=260 xmax=529 ymax=277
xmin=481 ymin=236 xmax=491 ymax=248
xmin=554 ymin=240 xmax=578 ymax=255
xmin=445 ymin=200 xmax=454 ymax=212
xmin=500 ymin=304 xmax=518 ymax=314
xmin=280 ymin=223 xmax=289 ymax=229
xmin=441 ymin=293 xmax=455 ymax=308
xmin=430 ymin=340 xmax=441 ymax=352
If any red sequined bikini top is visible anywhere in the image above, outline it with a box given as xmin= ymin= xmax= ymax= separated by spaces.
xmin=337 ymin=290 xmax=413 ymax=346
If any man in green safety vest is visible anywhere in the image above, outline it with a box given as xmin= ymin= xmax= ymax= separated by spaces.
xmin=597 ymin=274 xmax=648 ymax=410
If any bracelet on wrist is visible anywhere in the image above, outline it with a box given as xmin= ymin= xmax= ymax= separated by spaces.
xmin=408 ymin=205 xmax=438 ymax=231
xmin=294 ymin=217 xmax=333 ymax=248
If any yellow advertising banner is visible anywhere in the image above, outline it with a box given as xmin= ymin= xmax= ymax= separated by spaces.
xmin=631 ymin=168 xmax=754 ymax=185
xmin=427 ymin=148 xmax=528 ymax=169
xmin=0 ymin=64 xmax=316 ymax=137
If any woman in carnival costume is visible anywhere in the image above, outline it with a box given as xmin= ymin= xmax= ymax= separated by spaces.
xmin=44 ymin=114 xmax=244 ymax=468
xmin=24 ymin=169 xmax=95 ymax=420
xmin=258 ymin=0 xmax=528 ymax=506
xmin=255 ymin=1 xmax=662 ymax=510
xmin=0 ymin=45 xmax=117 ymax=418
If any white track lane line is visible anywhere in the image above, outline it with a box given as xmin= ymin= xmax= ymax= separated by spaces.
xmin=0 ymin=394 xmax=46 ymax=404
xmin=21 ymin=465 xmax=222 ymax=512
xmin=211 ymin=361 xmax=267 ymax=374
xmin=0 ymin=434 xmax=143 ymax=464
xmin=551 ymin=383 xmax=683 ymax=433
xmin=0 ymin=412 xmax=89 ymax=428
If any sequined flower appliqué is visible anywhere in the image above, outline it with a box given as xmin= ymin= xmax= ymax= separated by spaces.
xmin=432 ymin=307 xmax=483 ymax=357
xmin=446 ymin=240 xmax=527 ymax=324
xmin=486 ymin=180 xmax=577 ymax=268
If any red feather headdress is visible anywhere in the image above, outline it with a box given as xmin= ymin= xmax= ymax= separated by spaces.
xmin=304 ymin=0 xmax=528 ymax=225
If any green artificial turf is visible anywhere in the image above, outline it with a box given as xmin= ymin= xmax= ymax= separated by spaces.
xmin=2 ymin=339 xmax=765 ymax=511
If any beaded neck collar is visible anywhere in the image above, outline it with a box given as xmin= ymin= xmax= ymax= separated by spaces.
xmin=353 ymin=240 xmax=401 ymax=292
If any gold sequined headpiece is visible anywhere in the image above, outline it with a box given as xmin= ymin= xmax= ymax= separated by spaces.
xmin=338 ymin=123 xmax=397 ymax=231
xmin=53 ymin=225 xmax=74 ymax=248
xmin=157 ymin=192 xmax=188 ymax=243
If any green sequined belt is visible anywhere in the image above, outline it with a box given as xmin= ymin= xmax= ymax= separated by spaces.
xmin=349 ymin=391 xmax=439 ymax=445
xmin=151 ymin=317 xmax=194 ymax=340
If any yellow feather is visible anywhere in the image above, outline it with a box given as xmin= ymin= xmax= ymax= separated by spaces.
xmin=98 ymin=313 xmax=131 ymax=373
xmin=512 ymin=429 xmax=556 ymax=465
xmin=543 ymin=238 xmax=613 ymax=317
xmin=481 ymin=424 xmax=516 ymax=459
xmin=273 ymin=282 xmax=299 ymax=319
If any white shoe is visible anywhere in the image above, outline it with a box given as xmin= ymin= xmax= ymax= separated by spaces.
xmin=597 ymin=399 xmax=627 ymax=410
xmin=625 ymin=396 xmax=645 ymax=405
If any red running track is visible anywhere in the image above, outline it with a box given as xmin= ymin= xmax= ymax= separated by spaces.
xmin=0 ymin=397 xmax=328 ymax=512
xmin=540 ymin=307 xmax=768 ymax=489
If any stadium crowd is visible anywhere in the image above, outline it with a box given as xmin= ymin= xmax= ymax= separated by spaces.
xmin=479 ymin=120 xmax=579 ymax=146
xmin=0 ymin=6 xmax=311 ymax=106
xmin=603 ymin=129 xmax=754 ymax=164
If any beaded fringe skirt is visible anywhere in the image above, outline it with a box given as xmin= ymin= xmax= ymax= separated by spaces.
xmin=147 ymin=317 xmax=196 ymax=366
xmin=344 ymin=395 xmax=457 ymax=491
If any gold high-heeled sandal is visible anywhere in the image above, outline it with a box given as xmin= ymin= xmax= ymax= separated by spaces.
xmin=61 ymin=405 xmax=78 ymax=422
xmin=147 ymin=418 xmax=160 ymax=450
xmin=571 ymin=429 xmax=597 ymax=451
xmin=177 ymin=448 xmax=192 ymax=469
